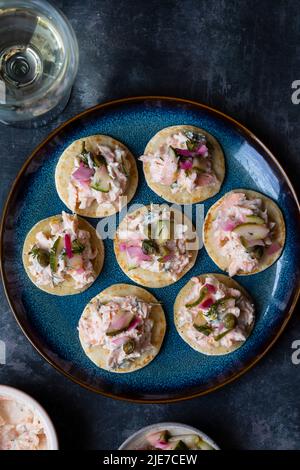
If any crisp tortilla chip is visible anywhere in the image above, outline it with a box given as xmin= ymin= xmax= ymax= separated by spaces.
xmin=203 ymin=189 xmax=286 ymax=275
xmin=22 ymin=215 xmax=104 ymax=295
xmin=79 ymin=283 xmax=166 ymax=373
xmin=141 ymin=125 xmax=225 ymax=204
xmin=174 ymin=273 xmax=255 ymax=355
xmin=55 ymin=135 xmax=138 ymax=217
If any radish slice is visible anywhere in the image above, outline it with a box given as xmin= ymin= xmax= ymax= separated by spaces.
xmin=128 ymin=317 xmax=141 ymax=331
xmin=126 ymin=245 xmax=152 ymax=261
xmin=119 ymin=242 xmax=152 ymax=261
xmin=112 ymin=337 xmax=127 ymax=346
xmin=155 ymin=441 xmax=171 ymax=450
xmin=108 ymin=311 xmax=134 ymax=334
xmin=204 ymin=283 xmax=217 ymax=294
xmin=160 ymin=254 xmax=173 ymax=262
xmin=174 ymin=144 xmax=208 ymax=158
xmin=179 ymin=159 xmax=193 ymax=170
xmin=147 ymin=431 xmax=169 ymax=448
xmin=174 ymin=148 xmax=192 ymax=157
xmin=196 ymin=144 xmax=208 ymax=155
xmin=200 ymin=298 xmax=214 ymax=309
xmin=64 ymin=234 xmax=73 ymax=258
xmin=221 ymin=219 xmax=241 ymax=232
xmin=72 ymin=162 xmax=94 ymax=183
xmin=266 ymin=242 xmax=281 ymax=255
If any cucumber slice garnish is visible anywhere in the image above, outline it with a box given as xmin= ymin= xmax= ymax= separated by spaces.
xmin=207 ymin=296 xmax=235 ymax=319
xmin=90 ymin=168 xmax=111 ymax=193
xmin=245 ymin=215 xmax=265 ymax=224
xmin=168 ymin=434 xmax=207 ymax=449
xmin=186 ymin=139 xmax=197 ymax=151
xmin=50 ymin=237 xmax=61 ymax=273
xmin=171 ymin=440 xmax=189 ymax=450
xmin=193 ymin=324 xmax=213 ymax=336
xmin=72 ymin=239 xmax=85 ymax=254
xmin=128 ymin=265 xmax=138 ymax=270
xmin=90 ymin=182 xmax=110 ymax=192
xmin=196 ymin=439 xmax=214 ymax=450
xmin=142 ymin=239 xmax=159 ymax=255
xmin=157 ymin=244 xmax=171 ymax=261
xmin=214 ymin=328 xmax=234 ymax=341
xmin=241 ymin=237 xmax=265 ymax=259
xmin=155 ymin=220 xmax=170 ymax=242
xmin=121 ymin=156 xmax=129 ymax=176
xmin=193 ymin=311 xmax=207 ymax=327
xmin=106 ymin=311 xmax=135 ymax=336
xmin=233 ymin=223 xmax=269 ymax=241
xmin=169 ymin=146 xmax=179 ymax=159
xmin=185 ymin=287 xmax=208 ymax=308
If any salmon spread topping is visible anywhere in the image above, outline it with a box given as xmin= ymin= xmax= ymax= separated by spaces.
xmin=28 ymin=212 xmax=97 ymax=289
xmin=0 ymin=397 xmax=47 ymax=451
xmin=212 ymin=192 xmax=280 ymax=276
xmin=79 ymin=296 xmax=154 ymax=370
xmin=68 ymin=141 xmax=128 ymax=211
xmin=118 ymin=205 xmax=192 ymax=280
xmin=140 ymin=131 xmax=217 ymax=193
xmin=178 ymin=276 xmax=254 ymax=350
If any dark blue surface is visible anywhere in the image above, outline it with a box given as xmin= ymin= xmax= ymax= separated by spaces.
xmin=3 ymin=98 xmax=300 ymax=400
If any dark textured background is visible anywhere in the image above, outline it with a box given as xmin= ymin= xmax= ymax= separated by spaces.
xmin=0 ymin=0 xmax=299 ymax=450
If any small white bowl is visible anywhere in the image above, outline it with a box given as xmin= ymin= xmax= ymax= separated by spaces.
xmin=119 ymin=422 xmax=220 ymax=450
xmin=0 ymin=385 xmax=58 ymax=450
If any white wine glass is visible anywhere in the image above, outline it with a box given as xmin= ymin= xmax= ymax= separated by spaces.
xmin=0 ymin=0 xmax=79 ymax=127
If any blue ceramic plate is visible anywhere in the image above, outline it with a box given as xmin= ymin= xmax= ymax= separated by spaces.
xmin=1 ymin=97 xmax=299 ymax=402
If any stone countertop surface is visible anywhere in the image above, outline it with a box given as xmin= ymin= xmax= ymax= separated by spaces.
xmin=0 ymin=0 xmax=299 ymax=450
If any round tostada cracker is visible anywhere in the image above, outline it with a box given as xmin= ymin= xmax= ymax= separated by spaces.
xmin=203 ymin=189 xmax=286 ymax=276
xmin=114 ymin=205 xmax=199 ymax=288
xmin=55 ymin=134 xmax=138 ymax=218
xmin=174 ymin=273 xmax=255 ymax=355
xmin=78 ymin=283 xmax=166 ymax=373
xmin=141 ymin=125 xmax=225 ymax=204
xmin=22 ymin=214 xmax=104 ymax=295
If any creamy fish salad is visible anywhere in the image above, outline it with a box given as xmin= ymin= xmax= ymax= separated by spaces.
xmin=139 ymin=429 xmax=215 ymax=450
xmin=68 ymin=141 xmax=128 ymax=211
xmin=0 ymin=397 xmax=47 ymax=451
xmin=177 ymin=276 xmax=254 ymax=351
xmin=212 ymin=192 xmax=281 ymax=276
xmin=117 ymin=205 xmax=193 ymax=280
xmin=140 ymin=131 xmax=217 ymax=193
xmin=79 ymin=295 xmax=155 ymax=370
xmin=28 ymin=212 xmax=97 ymax=289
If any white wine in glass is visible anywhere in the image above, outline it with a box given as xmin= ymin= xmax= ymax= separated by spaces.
xmin=0 ymin=0 xmax=78 ymax=127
